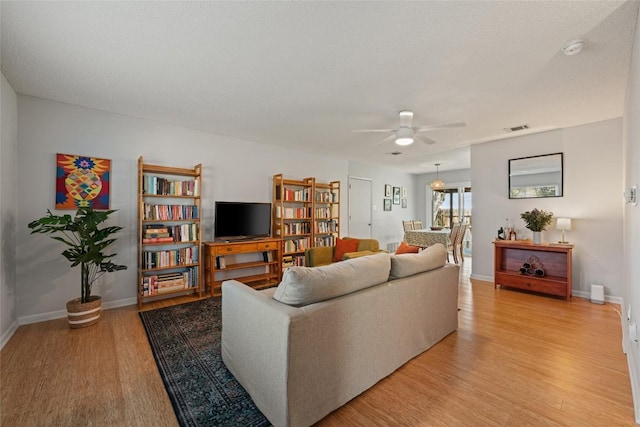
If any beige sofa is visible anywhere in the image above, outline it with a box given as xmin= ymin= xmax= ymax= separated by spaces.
xmin=221 ymin=244 xmax=459 ymax=427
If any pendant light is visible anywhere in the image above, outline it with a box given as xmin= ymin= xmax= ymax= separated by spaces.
xmin=430 ymin=163 xmax=445 ymax=190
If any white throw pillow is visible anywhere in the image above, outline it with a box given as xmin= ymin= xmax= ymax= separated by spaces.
xmin=273 ymin=252 xmax=391 ymax=306
xmin=389 ymin=243 xmax=447 ymax=279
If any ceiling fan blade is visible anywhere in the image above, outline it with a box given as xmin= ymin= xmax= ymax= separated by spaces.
xmin=373 ymin=134 xmax=397 ymax=146
xmin=415 ymin=136 xmax=437 ymax=145
xmin=399 ymin=110 xmax=414 ymax=128
xmin=353 ymin=128 xmax=396 ymax=133
xmin=415 ymin=122 xmax=466 ymax=132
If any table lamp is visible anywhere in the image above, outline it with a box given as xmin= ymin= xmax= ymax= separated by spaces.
xmin=556 ymin=218 xmax=572 ymax=244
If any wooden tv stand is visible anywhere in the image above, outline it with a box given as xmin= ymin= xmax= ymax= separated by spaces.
xmin=203 ymin=238 xmax=282 ymax=296
xmin=494 ymin=240 xmax=572 ymax=300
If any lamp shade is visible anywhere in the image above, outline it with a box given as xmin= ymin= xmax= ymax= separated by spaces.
xmin=556 ymin=218 xmax=572 ymax=231
xmin=430 ymin=163 xmax=445 ymax=190
xmin=430 ymin=179 xmax=445 ymax=190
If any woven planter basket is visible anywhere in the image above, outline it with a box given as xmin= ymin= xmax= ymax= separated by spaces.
xmin=66 ymin=296 xmax=102 ymax=329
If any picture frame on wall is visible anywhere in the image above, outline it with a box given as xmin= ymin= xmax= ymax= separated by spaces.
xmin=402 ymin=198 xmax=407 ymax=208
xmin=56 ymin=153 xmax=111 ymax=210
xmin=384 ymin=198 xmax=392 ymax=211
xmin=393 ymin=187 xmax=401 ymax=204
xmin=402 ymin=186 xmax=407 ymax=198
xmin=385 ymin=184 xmax=392 ymax=197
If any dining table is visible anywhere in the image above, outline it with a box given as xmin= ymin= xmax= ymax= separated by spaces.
xmin=403 ymin=228 xmax=451 ymax=248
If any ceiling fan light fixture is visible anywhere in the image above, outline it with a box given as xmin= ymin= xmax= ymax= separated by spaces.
xmin=395 ymin=137 xmax=414 ymax=146
xmin=430 ymin=163 xmax=445 ymax=190
xmin=395 ymin=127 xmax=414 ymax=145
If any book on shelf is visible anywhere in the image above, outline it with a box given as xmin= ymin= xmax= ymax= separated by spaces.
xmin=142 ymin=236 xmax=174 ymax=243
xmin=216 ymin=255 xmax=226 ymax=269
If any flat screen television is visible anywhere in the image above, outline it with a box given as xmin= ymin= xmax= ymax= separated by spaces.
xmin=214 ymin=201 xmax=272 ymax=241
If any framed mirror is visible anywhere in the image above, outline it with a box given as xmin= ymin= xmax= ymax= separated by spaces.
xmin=509 ymin=153 xmax=563 ymax=199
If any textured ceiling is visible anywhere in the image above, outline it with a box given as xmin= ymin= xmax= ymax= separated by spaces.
xmin=1 ymin=1 xmax=638 ymax=174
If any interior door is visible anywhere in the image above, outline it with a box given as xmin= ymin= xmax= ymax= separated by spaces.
xmin=348 ymin=177 xmax=372 ymax=238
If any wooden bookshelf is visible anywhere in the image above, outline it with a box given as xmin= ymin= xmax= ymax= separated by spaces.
xmin=272 ymin=174 xmax=341 ymax=269
xmin=137 ymin=156 xmax=202 ymax=308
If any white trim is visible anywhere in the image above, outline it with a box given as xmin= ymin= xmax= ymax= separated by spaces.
xmin=0 ymin=320 xmax=19 ymax=350
xmin=571 ymin=290 xmax=623 ymax=305
xmin=469 ymin=274 xmax=493 ymax=282
xmin=17 ymin=297 xmax=137 ymax=325
xmin=627 ymin=350 xmax=640 ymax=424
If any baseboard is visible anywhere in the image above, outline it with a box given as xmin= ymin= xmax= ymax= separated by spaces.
xmin=469 ymin=273 xmax=493 ymax=283
xmin=0 ymin=319 xmax=19 ymax=351
xmin=627 ymin=348 xmax=640 ymax=424
xmin=17 ymin=296 xmax=138 ymax=326
xmin=571 ymin=290 xmax=623 ymax=305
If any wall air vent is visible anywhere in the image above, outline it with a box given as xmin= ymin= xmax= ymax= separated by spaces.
xmin=504 ymin=124 xmax=530 ymax=133
xmin=387 ymin=151 xmax=403 ymax=156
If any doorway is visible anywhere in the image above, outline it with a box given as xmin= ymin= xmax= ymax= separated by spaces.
xmin=348 ymin=177 xmax=372 ymax=238
xmin=432 ymin=186 xmax=472 ymax=256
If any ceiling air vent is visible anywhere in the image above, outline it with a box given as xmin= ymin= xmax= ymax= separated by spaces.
xmin=387 ymin=151 xmax=403 ymax=156
xmin=504 ymin=124 xmax=530 ymax=133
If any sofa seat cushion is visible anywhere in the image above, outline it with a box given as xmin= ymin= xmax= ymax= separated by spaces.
xmin=274 ymin=252 xmax=391 ymax=306
xmin=389 ymin=243 xmax=448 ymax=279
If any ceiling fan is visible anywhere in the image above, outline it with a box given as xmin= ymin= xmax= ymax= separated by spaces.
xmin=355 ymin=110 xmax=465 ymax=146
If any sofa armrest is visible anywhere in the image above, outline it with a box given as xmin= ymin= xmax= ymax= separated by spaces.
xmin=221 ymin=280 xmax=302 ymax=427
xmin=305 ymin=246 xmax=334 ymax=267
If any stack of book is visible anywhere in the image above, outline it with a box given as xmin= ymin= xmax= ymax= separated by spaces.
xmin=142 ymin=225 xmax=173 ymax=243
xmin=141 ymin=267 xmax=199 ymax=296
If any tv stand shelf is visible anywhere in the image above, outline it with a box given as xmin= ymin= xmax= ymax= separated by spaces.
xmin=203 ymin=238 xmax=282 ymax=296
xmin=494 ymin=240 xmax=572 ymax=300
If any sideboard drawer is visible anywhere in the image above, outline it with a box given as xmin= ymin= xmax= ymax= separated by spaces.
xmin=495 ymin=272 xmax=567 ymax=297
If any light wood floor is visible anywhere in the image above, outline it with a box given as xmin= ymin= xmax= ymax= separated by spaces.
xmin=1 ymin=259 xmax=635 ymax=426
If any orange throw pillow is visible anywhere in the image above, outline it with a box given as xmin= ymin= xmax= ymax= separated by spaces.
xmin=396 ymin=241 xmax=420 ymax=254
xmin=333 ymin=238 xmax=359 ymax=262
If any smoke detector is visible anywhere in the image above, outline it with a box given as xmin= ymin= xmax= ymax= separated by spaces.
xmin=561 ymin=39 xmax=585 ymax=56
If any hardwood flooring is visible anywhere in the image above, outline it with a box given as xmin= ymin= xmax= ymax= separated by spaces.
xmin=1 ymin=259 xmax=635 ymax=426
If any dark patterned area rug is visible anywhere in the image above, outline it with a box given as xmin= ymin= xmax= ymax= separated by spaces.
xmin=139 ymin=297 xmax=270 ymax=427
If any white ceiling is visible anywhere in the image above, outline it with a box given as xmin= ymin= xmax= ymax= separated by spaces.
xmin=1 ymin=1 xmax=638 ymax=174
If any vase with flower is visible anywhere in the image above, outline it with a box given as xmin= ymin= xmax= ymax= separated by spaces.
xmin=520 ymin=209 xmax=553 ymax=244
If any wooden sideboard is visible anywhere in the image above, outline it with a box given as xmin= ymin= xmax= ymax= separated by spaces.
xmin=494 ymin=240 xmax=572 ymax=300
xmin=203 ymin=238 xmax=282 ymax=296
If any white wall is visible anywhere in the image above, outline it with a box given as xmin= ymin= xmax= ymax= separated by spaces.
xmin=1 ymin=73 xmax=18 ymax=347
xmin=623 ymin=4 xmax=640 ymax=422
xmin=347 ymin=161 xmax=416 ymax=250
xmin=16 ymin=95 xmax=349 ymax=320
xmin=470 ymin=119 xmax=623 ymax=299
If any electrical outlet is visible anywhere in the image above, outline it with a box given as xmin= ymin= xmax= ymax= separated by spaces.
xmin=630 ymin=323 xmax=638 ymax=342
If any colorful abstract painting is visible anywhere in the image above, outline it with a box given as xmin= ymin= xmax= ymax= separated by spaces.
xmin=56 ymin=153 xmax=111 ymax=209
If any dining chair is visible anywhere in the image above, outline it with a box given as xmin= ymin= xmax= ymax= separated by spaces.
xmin=402 ymin=220 xmax=414 ymax=231
xmin=453 ymin=223 xmax=468 ymax=264
xmin=412 ymin=220 xmax=423 ymax=230
xmin=447 ymin=223 xmax=460 ymax=263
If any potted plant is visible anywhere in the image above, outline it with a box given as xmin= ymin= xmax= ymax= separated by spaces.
xmin=28 ymin=208 xmax=127 ymax=328
xmin=520 ymin=208 xmax=553 ymax=244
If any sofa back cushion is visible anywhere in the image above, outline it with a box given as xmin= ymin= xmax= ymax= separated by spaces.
xmin=333 ymin=237 xmax=360 ymax=262
xmin=389 ymin=243 xmax=447 ymax=279
xmin=395 ymin=241 xmax=420 ymax=254
xmin=274 ymin=252 xmax=391 ymax=306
